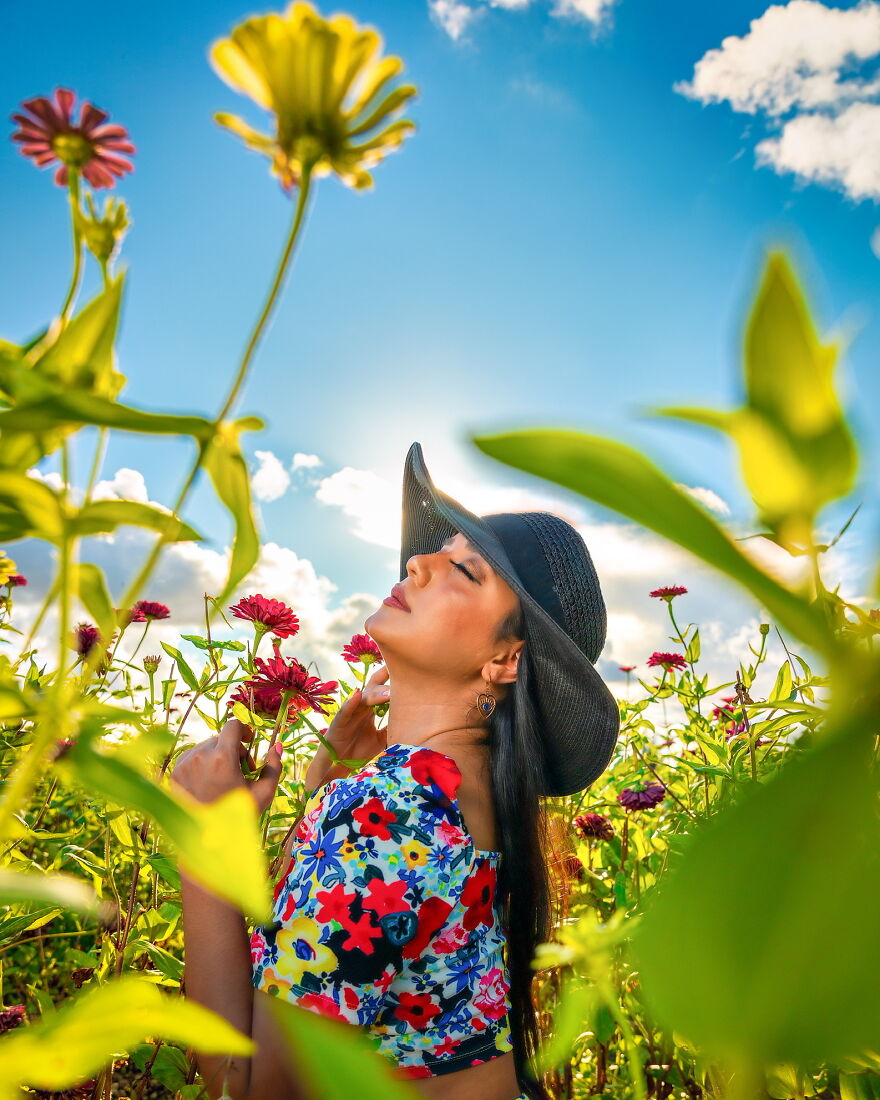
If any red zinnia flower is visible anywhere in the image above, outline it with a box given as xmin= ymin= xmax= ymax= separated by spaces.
xmin=574 ymin=812 xmax=615 ymax=841
xmin=460 ymin=859 xmax=497 ymax=931
xmin=227 ymin=641 xmax=337 ymax=720
xmin=618 ymin=664 xmax=636 ymax=673
xmin=352 ymin=797 xmax=397 ymax=840
xmin=393 ymin=992 xmax=440 ymax=1030
xmin=115 ymin=605 xmax=147 ymax=626
xmin=230 ymin=594 xmax=300 ymax=639
xmin=134 ymin=600 xmax=170 ymax=621
xmin=646 ymin=651 xmax=687 ymax=672
xmin=71 ymin=621 xmax=100 ymax=657
xmin=341 ymin=633 xmax=383 ymax=665
xmin=11 ymin=88 xmax=135 ymax=188
xmin=649 ymin=585 xmax=688 ymax=601
xmin=6 ymin=574 xmax=27 ymax=587
xmin=617 ymin=783 xmax=666 ymax=811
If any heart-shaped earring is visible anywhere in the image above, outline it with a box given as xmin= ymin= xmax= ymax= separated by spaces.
xmin=477 ymin=679 xmax=496 ymax=718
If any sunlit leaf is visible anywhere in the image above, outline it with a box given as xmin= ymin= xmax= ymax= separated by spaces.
xmin=74 ymin=562 xmax=116 ymax=648
xmin=0 ymin=869 xmax=99 ymax=914
xmin=265 ymin=993 xmax=418 ymax=1100
xmin=0 ymin=472 xmax=64 ymax=543
xmin=72 ymin=500 xmax=202 ymax=542
xmin=203 ymin=416 xmax=263 ymax=604
xmin=632 ymin=714 xmax=880 ymax=1063
xmin=469 ymin=429 xmax=830 ymax=658
xmin=0 ymin=975 xmax=253 ymax=1092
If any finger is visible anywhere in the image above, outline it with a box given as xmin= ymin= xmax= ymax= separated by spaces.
xmin=218 ymin=717 xmax=253 ymax=756
xmin=251 ymin=743 xmax=283 ymax=813
xmin=368 ymin=664 xmax=389 ymax=685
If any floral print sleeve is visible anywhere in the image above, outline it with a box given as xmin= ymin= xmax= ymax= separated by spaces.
xmin=250 ymin=742 xmax=514 ymax=1079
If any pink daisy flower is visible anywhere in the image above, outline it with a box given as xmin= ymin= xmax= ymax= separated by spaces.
xmin=11 ymin=87 xmax=135 ymax=188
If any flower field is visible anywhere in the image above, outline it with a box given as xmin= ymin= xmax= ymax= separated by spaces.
xmin=1 ymin=3 xmax=879 ymax=1099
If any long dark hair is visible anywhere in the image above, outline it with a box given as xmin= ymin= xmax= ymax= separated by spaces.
xmin=482 ymin=601 xmax=558 ymax=1100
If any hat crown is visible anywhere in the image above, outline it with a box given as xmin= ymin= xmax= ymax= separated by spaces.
xmin=500 ymin=511 xmax=607 ymax=665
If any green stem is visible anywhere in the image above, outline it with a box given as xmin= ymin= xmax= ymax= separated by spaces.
xmin=59 ymin=171 xmax=84 ymax=325
xmin=112 ymin=167 xmax=315 ymax=631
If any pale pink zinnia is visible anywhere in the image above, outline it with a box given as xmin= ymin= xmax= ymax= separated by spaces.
xmin=11 ymin=87 xmax=135 ymax=188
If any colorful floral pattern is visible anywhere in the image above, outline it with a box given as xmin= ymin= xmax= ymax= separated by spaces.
xmin=250 ymin=742 xmax=514 ymax=1078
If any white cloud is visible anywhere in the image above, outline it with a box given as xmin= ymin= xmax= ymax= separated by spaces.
xmin=92 ymin=467 xmax=150 ymax=504
xmin=251 ymin=450 xmax=291 ymax=502
xmin=291 ymin=452 xmax=323 ymax=471
xmin=429 ymin=0 xmax=481 ymax=39
xmin=676 ymin=0 xmax=880 ymax=204
xmin=755 ymin=101 xmax=880 ymax=201
xmin=674 ymin=482 xmax=732 ymax=516
xmin=429 ymin=0 xmax=617 ymax=40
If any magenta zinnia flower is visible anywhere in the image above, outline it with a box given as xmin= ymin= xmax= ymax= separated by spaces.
xmin=230 ymin=594 xmax=300 ymax=639
xmin=134 ymin=599 xmax=170 ymax=621
xmin=71 ymin=622 xmax=100 ymax=657
xmin=649 ymin=585 xmax=688 ymax=601
xmin=11 ymin=88 xmax=135 ymax=188
xmin=341 ymin=633 xmax=383 ymax=666
xmin=646 ymin=651 xmax=687 ymax=672
xmin=0 ymin=1004 xmax=26 ymax=1034
xmin=617 ymin=783 xmax=666 ymax=811
xmin=574 ymin=812 xmax=615 ymax=841
xmin=228 ymin=641 xmax=338 ymax=720
xmin=6 ymin=574 xmax=27 ymax=587
xmin=115 ymin=605 xmax=147 ymax=626
xmin=618 ymin=664 xmax=636 ymax=673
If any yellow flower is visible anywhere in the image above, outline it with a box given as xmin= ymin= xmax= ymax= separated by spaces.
xmin=210 ymin=1 xmax=417 ymax=191
xmin=402 ymin=839 xmax=431 ymax=870
xmin=275 ymin=916 xmax=337 ymax=982
xmin=0 ymin=551 xmax=17 ymax=587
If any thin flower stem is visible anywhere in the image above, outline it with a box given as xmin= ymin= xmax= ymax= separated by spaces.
xmin=59 ymin=170 xmax=84 ymax=324
xmin=111 ymin=167 xmax=315 ymax=636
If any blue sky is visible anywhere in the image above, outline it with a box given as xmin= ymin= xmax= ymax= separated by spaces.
xmin=3 ymin=0 xmax=878 ymax=698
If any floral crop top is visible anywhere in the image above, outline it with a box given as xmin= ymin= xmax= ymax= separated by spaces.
xmin=250 ymin=741 xmax=514 ymax=1079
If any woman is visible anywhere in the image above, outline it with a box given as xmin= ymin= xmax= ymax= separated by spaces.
xmin=171 ymin=441 xmax=620 ymax=1100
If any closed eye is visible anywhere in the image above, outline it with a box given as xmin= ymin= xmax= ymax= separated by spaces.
xmin=453 ymin=561 xmax=478 ymax=582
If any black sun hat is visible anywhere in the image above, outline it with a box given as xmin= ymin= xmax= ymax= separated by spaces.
xmin=399 ymin=441 xmax=621 ymax=797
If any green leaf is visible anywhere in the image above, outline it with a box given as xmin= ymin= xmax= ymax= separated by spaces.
xmin=0 ymin=391 xmax=214 ymax=440
xmin=265 ymin=994 xmax=418 ymax=1100
xmin=31 ymin=273 xmax=126 ymax=399
xmin=469 ymin=429 xmax=830 ymax=658
xmin=58 ymin=739 xmax=272 ymax=922
xmin=74 ymin=562 xmax=116 ymax=647
xmin=0 ymin=472 xmax=64 ymax=542
xmin=631 ymin=713 xmax=880 ymax=1063
xmin=531 ymin=973 xmax=596 ymax=1073
xmin=0 ymin=975 xmax=254 ymax=1092
xmin=180 ymin=633 xmax=245 ymax=652
xmin=160 ymin=643 xmax=200 ymax=692
xmin=0 ymin=869 xmax=99 ymax=914
xmin=72 ymin=500 xmax=202 ymax=542
xmin=202 ymin=417 xmax=264 ymax=604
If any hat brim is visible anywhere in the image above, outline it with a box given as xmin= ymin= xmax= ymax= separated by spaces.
xmin=399 ymin=442 xmax=620 ymax=797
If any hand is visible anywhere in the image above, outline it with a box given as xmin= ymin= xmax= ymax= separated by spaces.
xmin=323 ymin=663 xmax=390 ymax=765
xmin=169 ymin=718 xmax=283 ymax=816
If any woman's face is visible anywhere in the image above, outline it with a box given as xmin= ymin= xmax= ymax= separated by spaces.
xmin=364 ymin=530 xmax=522 ymax=684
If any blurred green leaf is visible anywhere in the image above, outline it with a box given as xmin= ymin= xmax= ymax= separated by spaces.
xmin=0 ymin=975 xmax=253 ymax=1093
xmin=265 ymin=994 xmax=419 ymax=1100
xmin=0 ymin=869 xmax=98 ymax=914
xmin=30 ymin=273 xmax=126 ymax=398
xmin=203 ymin=416 xmax=264 ymax=604
xmin=72 ymin=500 xmax=202 ymax=542
xmin=0 ymin=391 xmax=214 ymax=440
xmin=0 ymin=472 xmax=63 ymax=543
xmin=531 ymin=973 xmax=596 ymax=1073
xmin=74 ymin=562 xmax=116 ymax=648
xmin=58 ymin=737 xmax=272 ymax=922
xmin=632 ymin=712 xmax=880 ymax=1063
xmin=469 ymin=428 xmax=830 ymax=657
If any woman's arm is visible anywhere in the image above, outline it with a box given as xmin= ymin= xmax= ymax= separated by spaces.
xmin=179 ymin=868 xmax=305 ymax=1100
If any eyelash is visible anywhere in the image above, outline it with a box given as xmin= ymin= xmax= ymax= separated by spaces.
xmin=452 ymin=560 xmax=477 ymax=582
